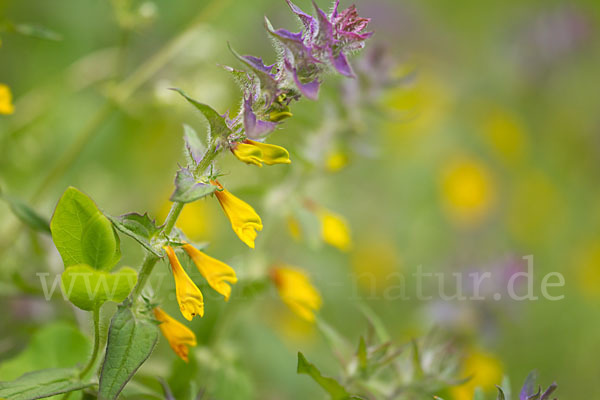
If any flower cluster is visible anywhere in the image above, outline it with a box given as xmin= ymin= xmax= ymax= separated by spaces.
xmin=155 ymin=0 xmax=371 ymax=361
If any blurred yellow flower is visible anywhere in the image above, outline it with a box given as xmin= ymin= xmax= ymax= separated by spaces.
xmin=232 ymin=139 xmax=291 ymax=167
xmin=351 ymin=239 xmax=400 ymax=294
xmin=325 ymin=150 xmax=349 ymax=173
xmin=574 ymin=240 xmax=600 ymax=299
xmin=287 ymin=215 xmax=302 ymax=241
xmin=483 ymin=108 xmax=528 ymax=165
xmin=157 ymin=197 xmax=215 ymax=242
xmin=270 ymin=265 xmax=322 ymax=322
xmin=165 ymin=246 xmax=204 ymax=320
xmin=183 ymin=243 xmax=237 ymax=301
xmin=0 ymin=84 xmax=15 ymax=115
xmin=440 ymin=156 xmax=495 ymax=227
xmin=153 ymin=307 xmax=197 ymax=362
xmin=213 ymin=181 xmax=263 ymax=248
xmin=316 ymin=207 xmax=352 ymax=251
xmin=451 ymin=350 xmax=503 ymax=400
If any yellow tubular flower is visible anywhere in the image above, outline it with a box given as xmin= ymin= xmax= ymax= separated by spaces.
xmin=270 ymin=266 xmax=322 ymax=322
xmin=153 ymin=307 xmax=197 ymax=362
xmin=231 ymin=139 xmax=291 ymax=167
xmin=0 ymin=84 xmax=15 ymax=115
xmin=319 ymin=209 xmax=352 ymax=251
xmin=213 ymin=181 xmax=263 ymax=248
xmin=183 ymin=243 xmax=237 ymax=301
xmin=164 ymin=246 xmax=204 ymax=320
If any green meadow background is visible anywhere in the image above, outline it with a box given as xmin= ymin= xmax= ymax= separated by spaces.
xmin=1 ymin=0 xmax=599 ymax=398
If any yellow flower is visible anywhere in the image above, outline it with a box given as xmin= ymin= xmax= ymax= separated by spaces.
xmin=325 ymin=150 xmax=349 ymax=173
xmin=318 ymin=209 xmax=352 ymax=251
xmin=287 ymin=215 xmax=302 ymax=241
xmin=451 ymin=350 xmax=503 ymax=400
xmin=573 ymin=239 xmax=600 ymax=299
xmin=153 ymin=307 xmax=197 ymax=362
xmin=231 ymin=139 xmax=291 ymax=167
xmin=440 ymin=156 xmax=495 ymax=228
xmin=164 ymin=246 xmax=204 ymax=320
xmin=183 ymin=243 xmax=237 ymax=301
xmin=213 ymin=181 xmax=263 ymax=248
xmin=483 ymin=107 xmax=528 ymax=165
xmin=270 ymin=265 xmax=322 ymax=322
xmin=0 ymin=84 xmax=15 ymax=115
xmin=157 ymin=196 xmax=217 ymax=241
xmin=351 ymin=239 xmax=400 ymax=294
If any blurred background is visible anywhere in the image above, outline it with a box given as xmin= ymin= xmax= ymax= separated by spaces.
xmin=1 ymin=0 xmax=599 ymax=398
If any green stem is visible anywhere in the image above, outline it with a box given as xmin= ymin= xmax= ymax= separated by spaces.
xmin=79 ymin=307 xmax=101 ymax=379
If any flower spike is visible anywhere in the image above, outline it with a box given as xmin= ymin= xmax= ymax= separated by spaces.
xmin=164 ymin=245 xmax=204 ymax=320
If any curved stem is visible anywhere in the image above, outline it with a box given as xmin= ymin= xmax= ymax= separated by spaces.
xmin=79 ymin=307 xmax=101 ymax=379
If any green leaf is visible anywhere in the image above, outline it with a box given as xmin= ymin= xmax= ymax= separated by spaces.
xmin=50 ymin=187 xmax=121 ymax=270
xmin=0 ymin=368 xmax=93 ymax=400
xmin=170 ymin=167 xmax=217 ymax=203
xmin=183 ymin=124 xmax=206 ymax=166
xmin=500 ymin=375 xmax=511 ymax=399
xmin=297 ymin=352 xmax=351 ymax=400
xmin=99 ymin=306 xmax=159 ymax=400
xmin=0 ymin=193 xmax=51 ymax=233
xmin=356 ymin=337 xmax=368 ymax=375
xmin=107 ymin=213 xmax=162 ymax=257
xmin=61 ymin=264 xmax=138 ymax=311
xmin=0 ymin=322 xmax=90 ymax=381
xmin=495 ymin=386 xmax=506 ymax=400
xmin=172 ymin=88 xmax=232 ymax=139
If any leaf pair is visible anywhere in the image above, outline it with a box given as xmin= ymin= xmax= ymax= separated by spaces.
xmin=51 ymin=187 xmax=137 ymax=311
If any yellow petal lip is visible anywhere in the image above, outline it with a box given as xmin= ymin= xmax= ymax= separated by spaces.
xmin=0 ymin=84 xmax=15 ymax=115
xmin=153 ymin=307 xmax=197 ymax=362
xmin=231 ymin=139 xmax=291 ymax=167
xmin=164 ymin=246 xmax=204 ymax=320
xmin=271 ymin=265 xmax=322 ymax=323
xmin=212 ymin=181 xmax=263 ymax=248
xmin=183 ymin=243 xmax=238 ymax=301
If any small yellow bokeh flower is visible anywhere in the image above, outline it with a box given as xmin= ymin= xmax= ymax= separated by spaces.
xmin=213 ymin=181 xmax=263 ymax=248
xmin=440 ymin=156 xmax=495 ymax=228
xmin=318 ymin=209 xmax=352 ymax=251
xmin=183 ymin=243 xmax=237 ymax=301
xmin=0 ymin=84 xmax=15 ymax=115
xmin=165 ymin=246 xmax=204 ymax=320
xmin=153 ymin=307 xmax=197 ymax=362
xmin=270 ymin=265 xmax=322 ymax=323
xmin=325 ymin=150 xmax=349 ymax=173
xmin=573 ymin=239 xmax=600 ymax=299
xmin=231 ymin=139 xmax=291 ymax=167
xmin=157 ymin=197 xmax=216 ymax=242
xmin=451 ymin=350 xmax=503 ymax=400
xmin=351 ymin=239 xmax=400 ymax=294
xmin=287 ymin=215 xmax=302 ymax=241
xmin=483 ymin=108 xmax=528 ymax=165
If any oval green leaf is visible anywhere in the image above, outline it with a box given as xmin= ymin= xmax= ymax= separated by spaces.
xmin=60 ymin=264 xmax=138 ymax=311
